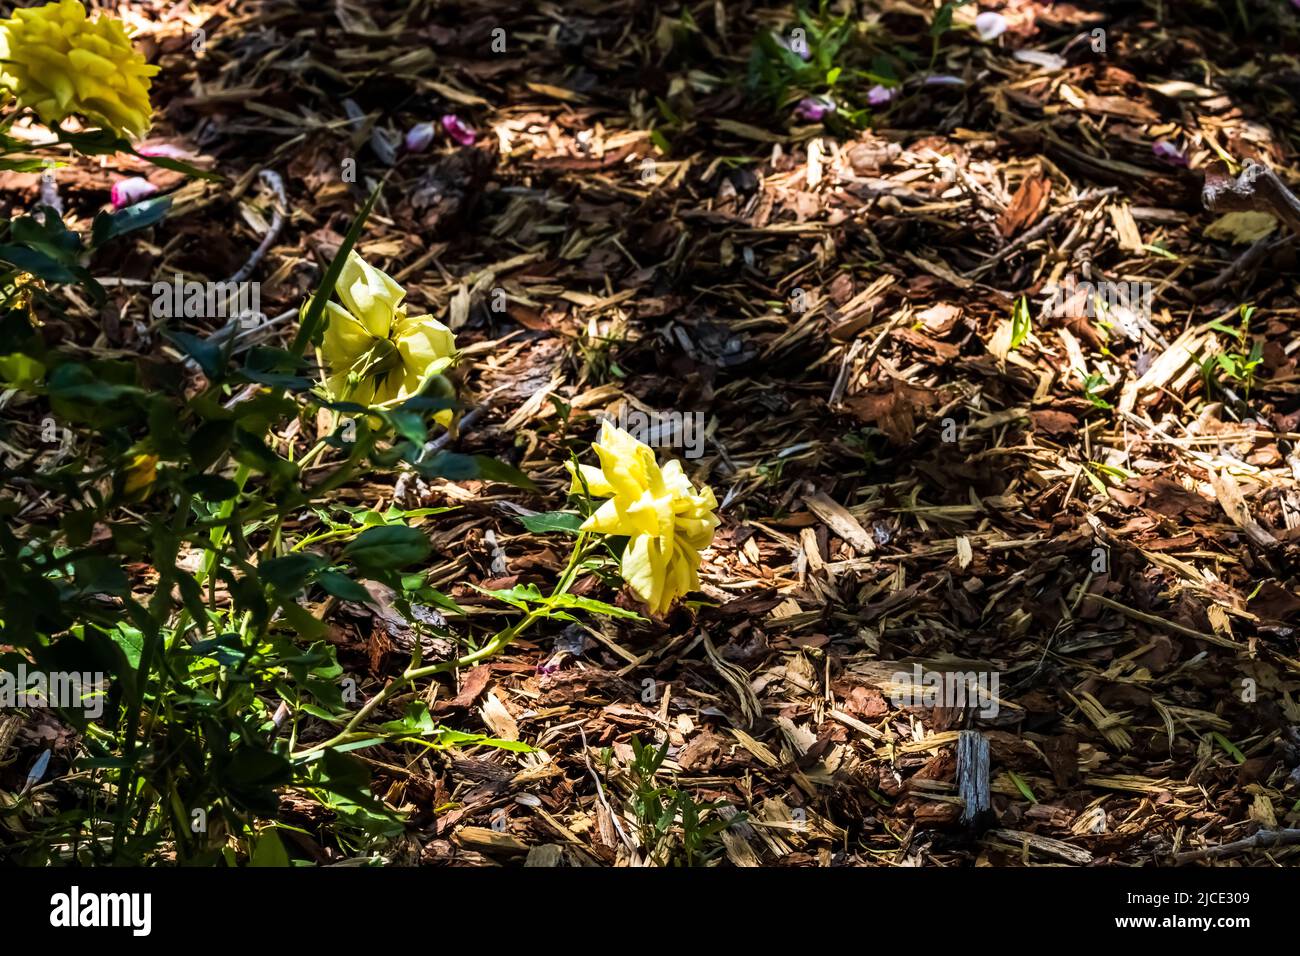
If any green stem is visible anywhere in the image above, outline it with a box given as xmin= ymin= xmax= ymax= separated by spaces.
xmin=112 ymin=492 xmax=193 ymax=859
xmin=293 ymin=533 xmax=592 ymax=760
xmin=199 ymin=463 xmax=251 ymax=590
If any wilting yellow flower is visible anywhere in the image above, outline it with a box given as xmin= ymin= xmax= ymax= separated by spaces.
xmin=568 ymin=422 xmax=719 ymax=615
xmin=314 ymin=251 xmax=457 ymax=420
xmin=0 ymin=0 xmax=158 ymax=139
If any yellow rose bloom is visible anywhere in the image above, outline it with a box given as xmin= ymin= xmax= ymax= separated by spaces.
xmin=313 ymin=250 xmax=456 ymax=420
xmin=568 ymin=422 xmax=719 ymax=615
xmin=0 ymin=0 xmax=158 ymax=139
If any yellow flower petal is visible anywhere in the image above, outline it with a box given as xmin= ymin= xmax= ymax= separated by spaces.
xmin=622 ymin=533 xmax=670 ymax=614
xmin=122 ymin=452 xmax=158 ymax=497
xmin=393 ymin=314 xmax=456 ymax=386
xmin=335 ymin=251 xmax=404 ymax=338
xmin=566 ymin=462 xmax=614 ymax=498
xmin=68 ymin=47 xmax=115 ymax=77
xmin=580 ymin=498 xmax=625 ymax=535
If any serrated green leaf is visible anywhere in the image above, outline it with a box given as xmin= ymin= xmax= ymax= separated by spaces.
xmin=476 ymin=582 xmax=544 ymax=610
xmin=547 ymin=592 xmax=643 ymax=620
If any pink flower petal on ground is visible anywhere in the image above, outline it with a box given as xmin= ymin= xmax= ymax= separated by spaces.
xmin=403 ymin=121 xmax=436 ymax=152
xmin=794 ymin=96 xmax=835 ymax=122
xmin=137 ymin=143 xmax=192 ymax=160
xmin=975 ymin=11 xmax=1008 ymax=41
xmin=440 ymin=114 xmax=477 ymax=146
xmin=867 ymin=85 xmax=895 ymax=107
xmin=111 ymin=177 xmax=158 ymax=209
xmin=1152 ymin=140 xmax=1188 ymax=166
xmin=923 ymin=74 xmax=966 ymax=87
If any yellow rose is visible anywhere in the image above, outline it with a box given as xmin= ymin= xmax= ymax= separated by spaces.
xmin=313 ymin=251 xmax=457 ymax=422
xmin=0 ymin=0 xmax=158 ymax=139
xmin=568 ymin=422 xmax=719 ymax=615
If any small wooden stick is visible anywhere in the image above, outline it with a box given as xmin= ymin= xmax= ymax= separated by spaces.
xmin=1173 ymin=827 xmax=1300 ymax=863
xmin=1193 ymin=234 xmax=1293 ymax=295
xmin=228 ymin=169 xmax=287 ymax=284
xmin=965 ymin=187 xmax=1119 ymax=278
xmin=1197 ymin=160 xmax=1300 ymax=294
xmin=1202 ymin=160 xmax=1300 ymax=234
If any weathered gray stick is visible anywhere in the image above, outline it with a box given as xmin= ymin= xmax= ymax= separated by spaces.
xmin=957 ymin=729 xmax=992 ymax=827
xmin=1202 ymin=160 xmax=1300 ymax=233
xmin=1196 ymin=159 xmax=1300 ymax=296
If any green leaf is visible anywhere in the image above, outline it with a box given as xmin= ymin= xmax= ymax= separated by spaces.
xmin=0 ymin=242 xmax=78 ymax=283
xmin=133 ymin=151 xmax=224 ymax=182
xmin=260 ymin=553 xmax=327 ymax=595
xmin=547 ymin=593 xmax=644 ymax=620
xmin=382 ymin=504 xmax=457 ymax=521
xmin=0 ymin=352 xmax=45 ymax=388
xmin=188 ymin=420 xmax=234 ymax=471
xmin=174 ymin=571 xmax=208 ymax=634
xmin=107 ymin=624 xmax=143 ymax=670
xmin=250 ymin=829 xmax=290 ymax=867
xmin=277 ymin=599 xmax=328 ymax=639
xmin=477 ymin=582 xmax=544 ymax=610
xmin=379 ymin=702 xmax=437 ymax=736
xmin=72 ymin=556 xmax=130 ymax=596
xmin=342 ymin=524 xmax=431 ymax=572
xmin=405 ymin=582 xmax=464 ymax=615
xmin=1009 ymin=295 xmax=1031 ymax=351
xmin=46 ymin=362 xmax=143 ymax=403
xmin=315 ymin=569 xmax=372 ymax=603
xmin=292 ymin=182 xmax=383 ymax=356
xmin=427 ymin=727 xmax=534 ymax=753
xmin=238 ymin=346 xmax=313 ymax=390
xmin=931 ymin=2 xmax=955 ymax=36
xmin=1211 ymin=732 xmax=1246 ymax=764
xmin=218 ymin=747 xmax=292 ymax=816
xmin=166 ymin=330 xmax=226 ymax=380
xmin=302 ymin=749 xmax=399 ymax=823
xmin=517 ymin=511 xmax=584 ymax=534
xmin=382 ymin=408 xmax=427 ymax=445
xmin=223 ymin=747 xmax=291 ymax=788
xmin=11 ymin=208 xmax=81 ymax=259
xmin=0 ymin=157 xmax=55 ymax=173
xmin=54 ymin=127 xmax=130 ymax=155
xmin=231 ymin=428 xmax=298 ymax=483
xmin=419 ymin=451 xmax=537 ymax=490
xmin=91 ymin=194 xmax=171 ymax=247
xmin=182 ymin=474 xmax=241 ymax=501
xmin=1007 ymin=770 xmax=1038 ymax=804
